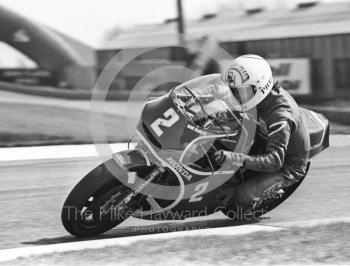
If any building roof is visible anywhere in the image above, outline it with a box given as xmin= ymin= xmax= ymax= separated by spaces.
xmin=101 ymin=1 xmax=350 ymax=49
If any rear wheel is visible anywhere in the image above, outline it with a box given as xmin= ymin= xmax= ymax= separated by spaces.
xmin=223 ymin=175 xmax=306 ymax=220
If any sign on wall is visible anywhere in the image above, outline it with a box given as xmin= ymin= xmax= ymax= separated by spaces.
xmin=220 ymin=58 xmax=311 ymax=95
xmin=268 ymin=58 xmax=311 ymax=95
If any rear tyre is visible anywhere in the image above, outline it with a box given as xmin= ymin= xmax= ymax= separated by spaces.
xmin=223 ymin=175 xmax=306 ymax=220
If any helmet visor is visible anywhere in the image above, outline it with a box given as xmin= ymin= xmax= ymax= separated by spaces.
xmin=229 ymin=84 xmax=256 ymax=106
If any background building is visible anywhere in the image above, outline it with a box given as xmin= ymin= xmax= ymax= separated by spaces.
xmin=1 ymin=1 xmax=350 ymax=100
xmin=99 ymin=1 xmax=350 ymax=99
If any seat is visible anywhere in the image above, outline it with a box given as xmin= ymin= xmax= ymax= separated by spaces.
xmin=301 ymin=108 xmax=330 ymax=158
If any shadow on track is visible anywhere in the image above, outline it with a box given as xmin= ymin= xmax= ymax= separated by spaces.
xmin=21 ymin=218 xmax=261 ymax=246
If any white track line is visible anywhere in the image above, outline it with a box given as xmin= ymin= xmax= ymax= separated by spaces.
xmin=268 ymin=217 xmax=350 ymax=228
xmin=0 ymin=134 xmax=348 ymax=162
xmin=0 ymin=225 xmax=280 ymax=262
xmin=0 ymin=143 xmax=130 ymax=162
xmin=2 ymin=216 xmax=350 ymax=262
xmin=0 ymin=135 xmax=348 ymax=162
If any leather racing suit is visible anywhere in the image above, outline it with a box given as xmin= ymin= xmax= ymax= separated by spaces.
xmin=232 ymin=84 xmax=311 ymax=210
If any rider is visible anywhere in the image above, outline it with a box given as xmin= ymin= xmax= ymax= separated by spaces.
xmin=214 ymin=54 xmax=310 ymax=211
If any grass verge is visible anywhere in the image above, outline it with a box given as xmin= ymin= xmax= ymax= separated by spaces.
xmin=0 ymin=102 xmax=130 ymax=147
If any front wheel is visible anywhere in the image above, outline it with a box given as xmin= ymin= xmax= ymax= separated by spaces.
xmin=61 ymin=160 xmax=133 ymax=237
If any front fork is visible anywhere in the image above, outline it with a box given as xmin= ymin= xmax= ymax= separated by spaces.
xmin=121 ymin=166 xmax=165 ymax=206
xmin=100 ymin=166 xmax=166 ymax=215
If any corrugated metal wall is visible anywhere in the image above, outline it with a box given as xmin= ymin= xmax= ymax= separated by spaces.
xmin=97 ymin=34 xmax=350 ymax=98
xmin=222 ymin=34 xmax=350 ymax=98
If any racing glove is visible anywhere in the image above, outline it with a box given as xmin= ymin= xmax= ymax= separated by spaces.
xmin=213 ymin=150 xmax=226 ymax=167
xmin=213 ymin=150 xmax=246 ymax=168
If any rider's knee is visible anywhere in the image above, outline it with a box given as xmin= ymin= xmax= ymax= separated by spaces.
xmin=233 ymin=185 xmax=257 ymax=209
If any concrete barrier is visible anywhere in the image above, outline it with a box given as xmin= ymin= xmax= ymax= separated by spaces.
xmin=0 ymin=81 xmax=92 ymax=99
xmin=0 ymin=81 xmax=165 ymax=100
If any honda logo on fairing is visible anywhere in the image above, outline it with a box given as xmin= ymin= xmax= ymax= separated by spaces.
xmin=166 ymin=157 xmax=192 ymax=181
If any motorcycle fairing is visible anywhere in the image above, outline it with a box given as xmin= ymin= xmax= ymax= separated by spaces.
xmin=136 ymin=93 xmax=241 ymax=176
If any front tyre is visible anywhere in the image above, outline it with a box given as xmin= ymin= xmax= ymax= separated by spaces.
xmin=61 ymin=160 xmax=132 ymax=237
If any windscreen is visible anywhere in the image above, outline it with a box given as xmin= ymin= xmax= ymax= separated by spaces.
xmin=171 ymin=74 xmax=241 ymax=132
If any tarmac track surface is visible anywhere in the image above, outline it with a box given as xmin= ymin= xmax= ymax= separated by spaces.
xmin=0 ymin=136 xmax=349 ymax=250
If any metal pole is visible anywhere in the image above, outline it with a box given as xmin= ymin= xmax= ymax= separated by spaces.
xmin=176 ymin=0 xmax=185 ymax=45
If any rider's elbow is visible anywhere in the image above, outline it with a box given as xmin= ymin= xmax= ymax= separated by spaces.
xmin=245 ymin=152 xmax=284 ymax=172
xmin=268 ymin=153 xmax=284 ymax=172
xmin=260 ymin=152 xmax=283 ymax=172
xmin=269 ymin=162 xmax=283 ymax=172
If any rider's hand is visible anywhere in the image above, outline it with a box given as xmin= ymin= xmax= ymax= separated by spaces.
xmin=213 ymin=150 xmax=247 ymax=168
xmin=214 ymin=150 xmax=246 ymax=167
xmin=213 ymin=150 xmax=226 ymax=167
xmin=223 ymin=151 xmax=246 ymax=167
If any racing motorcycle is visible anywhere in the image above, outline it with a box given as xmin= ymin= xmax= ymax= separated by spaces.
xmin=61 ymin=74 xmax=329 ymax=237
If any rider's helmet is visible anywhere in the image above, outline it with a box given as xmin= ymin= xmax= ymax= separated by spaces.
xmin=222 ymin=54 xmax=273 ymax=111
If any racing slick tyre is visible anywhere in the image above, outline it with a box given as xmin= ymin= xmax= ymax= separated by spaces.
xmin=223 ymin=172 xmax=307 ymax=220
xmin=61 ymin=160 xmax=132 ymax=237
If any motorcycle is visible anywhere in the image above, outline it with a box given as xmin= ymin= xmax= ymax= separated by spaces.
xmin=61 ymin=74 xmax=329 ymax=237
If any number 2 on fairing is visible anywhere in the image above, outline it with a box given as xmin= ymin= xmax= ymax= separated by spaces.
xmin=150 ymin=108 xmax=179 ymax=137
xmin=189 ymin=182 xmax=209 ymax=202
